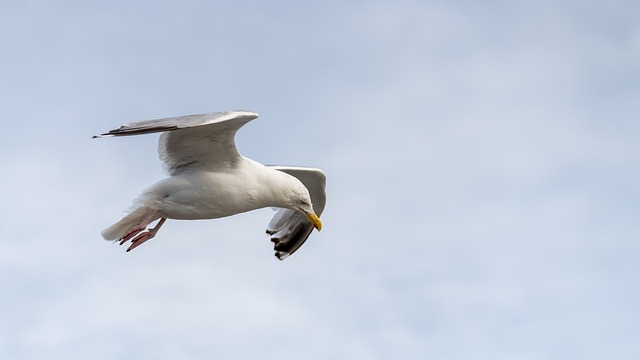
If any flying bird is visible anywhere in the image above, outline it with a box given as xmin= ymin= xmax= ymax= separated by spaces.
xmin=94 ymin=111 xmax=326 ymax=260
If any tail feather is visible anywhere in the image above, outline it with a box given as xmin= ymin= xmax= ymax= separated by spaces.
xmin=101 ymin=207 xmax=153 ymax=240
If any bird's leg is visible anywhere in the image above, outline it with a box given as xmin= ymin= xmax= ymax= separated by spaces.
xmin=119 ymin=210 xmax=158 ymax=245
xmin=126 ymin=218 xmax=167 ymax=252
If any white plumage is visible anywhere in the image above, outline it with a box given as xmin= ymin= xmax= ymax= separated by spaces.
xmin=95 ymin=111 xmax=325 ymax=260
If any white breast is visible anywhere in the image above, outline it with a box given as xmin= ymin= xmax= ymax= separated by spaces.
xmin=148 ymin=159 xmax=285 ymax=220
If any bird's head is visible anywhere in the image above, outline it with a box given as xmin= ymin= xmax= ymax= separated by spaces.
xmin=283 ymin=178 xmax=322 ymax=231
xmin=294 ymin=194 xmax=322 ymax=231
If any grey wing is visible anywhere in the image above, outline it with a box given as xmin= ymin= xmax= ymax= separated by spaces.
xmin=266 ymin=166 xmax=326 ymax=260
xmin=94 ymin=111 xmax=259 ymax=174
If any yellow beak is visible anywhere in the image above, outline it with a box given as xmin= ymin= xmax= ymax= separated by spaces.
xmin=305 ymin=211 xmax=323 ymax=231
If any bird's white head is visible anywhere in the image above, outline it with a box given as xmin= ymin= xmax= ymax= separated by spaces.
xmin=294 ymin=192 xmax=322 ymax=232
xmin=281 ymin=176 xmax=322 ymax=231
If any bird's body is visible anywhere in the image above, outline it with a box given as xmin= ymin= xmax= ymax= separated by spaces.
xmin=130 ymin=158 xmax=305 ymax=220
xmin=95 ymin=111 xmax=325 ymax=259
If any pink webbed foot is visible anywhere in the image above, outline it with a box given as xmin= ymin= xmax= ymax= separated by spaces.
xmin=119 ymin=225 xmax=147 ymax=244
xmin=126 ymin=232 xmax=154 ymax=252
xmin=123 ymin=218 xmax=167 ymax=252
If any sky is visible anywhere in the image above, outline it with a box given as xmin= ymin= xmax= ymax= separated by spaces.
xmin=1 ymin=0 xmax=639 ymax=359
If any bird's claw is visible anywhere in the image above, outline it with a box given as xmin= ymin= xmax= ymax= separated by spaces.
xmin=121 ymin=218 xmax=167 ymax=252
xmin=120 ymin=225 xmax=146 ymax=244
xmin=126 ymin=231 xmax=154 ymax=252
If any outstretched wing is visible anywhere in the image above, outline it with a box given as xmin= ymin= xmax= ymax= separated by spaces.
xmin=266 ymin=166 xmax=326 ymax=260
xmin=94 ymin=111 xmax=259 ymax=174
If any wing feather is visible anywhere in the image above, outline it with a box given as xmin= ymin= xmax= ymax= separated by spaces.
xmin=94 ymin=111 xmax=259 ymax=174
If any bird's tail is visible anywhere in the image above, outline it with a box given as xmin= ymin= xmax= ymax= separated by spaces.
xmin=101 ymin=206 xmax=154 ymax=240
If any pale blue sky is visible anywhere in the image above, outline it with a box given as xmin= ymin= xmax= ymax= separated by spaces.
xmin=1 ymin=1 xmax=639 ymax=359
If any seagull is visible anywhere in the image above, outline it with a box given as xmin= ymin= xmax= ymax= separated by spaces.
xmin=94 ymin=111 xmax=325 ymax=260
